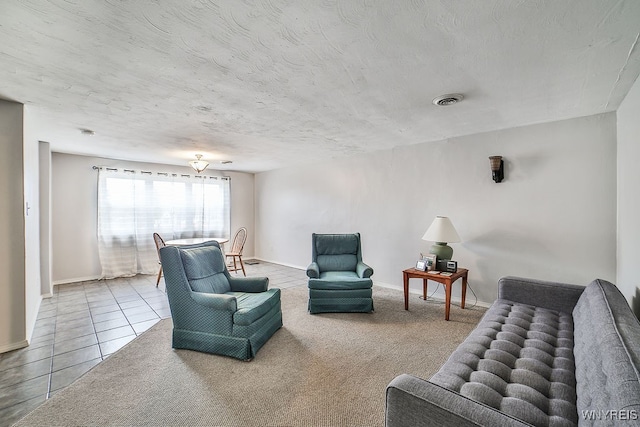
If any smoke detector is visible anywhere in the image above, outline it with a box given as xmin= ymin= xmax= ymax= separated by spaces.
xmin=432 ymin=93 xmax=464 ymax=106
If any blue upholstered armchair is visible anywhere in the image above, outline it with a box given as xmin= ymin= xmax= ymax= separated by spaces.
xmin=306 ymin=233 xmax=374 ymax=314
xmin=159 ymin=240 xmax=282 ymax=360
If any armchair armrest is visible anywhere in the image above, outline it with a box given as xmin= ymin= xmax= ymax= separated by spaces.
xmin=386 ymin=375 xmax=529 ymax=427
xmin=356 ymin=261 xmax=373 ymax=278
xmin=498 ymin=276 xmax=585 ymax=313
xmin=228 ymin=276 xmax=269 ymax=293
xmin=190 ymin=291 xmax=237 ymax=312
xmin=306 ymin=262 xmax=320 ymax=279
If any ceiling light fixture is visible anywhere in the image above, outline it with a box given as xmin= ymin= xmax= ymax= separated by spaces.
xmin=80 ymin=129 xmax=95 ymax=135
xmin=432 ymin=93 xmax=464 ymax=106
xmin=189 ymin=154 xmax=209 ymax=173
xmin=220 ymin=160 xmax=233 ymax=165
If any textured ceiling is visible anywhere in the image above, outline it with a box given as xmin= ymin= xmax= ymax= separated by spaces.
xmin=1 ymin=0 xmax=640 ymax=173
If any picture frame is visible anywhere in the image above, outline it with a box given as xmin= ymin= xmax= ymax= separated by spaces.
xmin=424 ymin=255 xmax=437 ymax=271
xmin=415 ymin=259 xmax=427 ymax=271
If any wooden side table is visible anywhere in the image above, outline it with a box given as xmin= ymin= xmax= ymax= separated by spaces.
xmin=403 ymin=268 xmax=469 ymax=321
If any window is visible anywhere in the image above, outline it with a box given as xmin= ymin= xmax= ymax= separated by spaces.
xmin=97 ymin=168 xmax=230 ymax=279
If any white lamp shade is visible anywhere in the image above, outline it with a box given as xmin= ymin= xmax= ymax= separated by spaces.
xmin=422 ymin=216 xmax=461 ymax=243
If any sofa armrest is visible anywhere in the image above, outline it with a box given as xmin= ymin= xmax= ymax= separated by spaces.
xmin=190 ymin=291 xmax=237 ymax=312
xmin=385 ymin=374 xmax=529 ymax=427
xmin=306 ymin=262 xmax=320 ymax=278
xmin=228 ymin=276 xmax=269 ymax=293
xmin=498 ymin=276 xmax=585 ymax=313
xmin=356 ymin=261 xmax=373 ymax=278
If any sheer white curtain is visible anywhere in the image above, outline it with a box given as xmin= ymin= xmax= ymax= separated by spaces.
xmin=97 ymin=168 xmax=230 ymax=279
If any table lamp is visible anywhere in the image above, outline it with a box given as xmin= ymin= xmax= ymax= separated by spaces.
xmin=422 ymin=216 xmax=461 ymax=260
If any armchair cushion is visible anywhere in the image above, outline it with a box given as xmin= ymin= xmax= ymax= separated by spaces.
xmin=309 ymin=272 xmax=373 ymax=290
xmin=315 ymin=233 xmax=360 ymax=272
xmin=317 ymin=254 xmax=358 ymax=272
xmin=315 ymin=233 xmax=359 ymax=254
xmin=181 ymin=246 xmax=231 ymax=294
xmin=230 ymin=289 xmax=281 ymax=326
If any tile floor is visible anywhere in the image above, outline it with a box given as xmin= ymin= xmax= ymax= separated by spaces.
xmin=0 ymin=261 xmax=306 ymax=427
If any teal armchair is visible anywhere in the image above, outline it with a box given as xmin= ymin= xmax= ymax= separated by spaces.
xmin=306 ymin=233 xmax=374 ymax=314
xmin=159 ymin=240 xmax=282 ymax=360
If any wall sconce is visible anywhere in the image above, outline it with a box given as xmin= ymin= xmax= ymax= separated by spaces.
xmin=189 ymin=154 xmax=209 ymax=173
xmin=489 ymin=156 xmax=504 ymax=183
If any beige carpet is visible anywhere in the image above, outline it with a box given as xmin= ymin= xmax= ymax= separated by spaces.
xmin=15 ymin=285 xmax=485 ymax=427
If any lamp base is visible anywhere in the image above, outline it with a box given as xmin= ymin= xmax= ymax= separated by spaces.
xmin=429 ymin=242 xmax=453 ymax=261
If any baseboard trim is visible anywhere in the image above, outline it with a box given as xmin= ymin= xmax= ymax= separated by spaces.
xmin=252 ymin=258 xmax=306 ymax=271
xmin=0 ymin=340 xmax=29 ymax=354
xmin=53 ymin=275 xmax=101 ymax=286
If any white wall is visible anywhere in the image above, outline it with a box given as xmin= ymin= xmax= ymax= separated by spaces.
xmin=51 ymin=153 xmax=255 ymax=284
xmin=617 ymin=76 xmax=640 ymax=314
xmin=0 ymin=100 xmax=26 ymax=352
xmin=255 ymin=113 xmax=617 ymax=305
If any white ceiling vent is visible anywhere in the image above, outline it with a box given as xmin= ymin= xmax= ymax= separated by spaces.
xmin=432 ymin=93 xmax=464 ymax=106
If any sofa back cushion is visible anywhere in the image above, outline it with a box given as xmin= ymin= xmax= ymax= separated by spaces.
xmin=314 ymin=234 xmax=359 ymax=272
xmin=179 ymin=245 xmax=231 ymax=294
xmin=573 ymin=279 xmax=640 ymax=420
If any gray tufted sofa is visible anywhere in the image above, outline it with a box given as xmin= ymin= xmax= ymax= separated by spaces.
xmin=385 ymin=276 xmax=640 ymax=427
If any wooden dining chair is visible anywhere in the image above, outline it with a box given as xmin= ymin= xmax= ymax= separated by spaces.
xmin=226 ymin=227 xmax=248 ymax=276
xmin=153 ymin=232 xmax=166 ymax=286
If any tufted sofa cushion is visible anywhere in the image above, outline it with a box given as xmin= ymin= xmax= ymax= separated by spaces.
xmin=430 ymin=300 xmax=578 ymax=427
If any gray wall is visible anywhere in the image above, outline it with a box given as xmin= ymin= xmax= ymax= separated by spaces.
xmin=51 ymin=153 xmax=256 ymax=284
xmin=255 ymin=113 xmax=618 ymax=305
xmin=617 ymin=76 xmax=640 ymax=314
